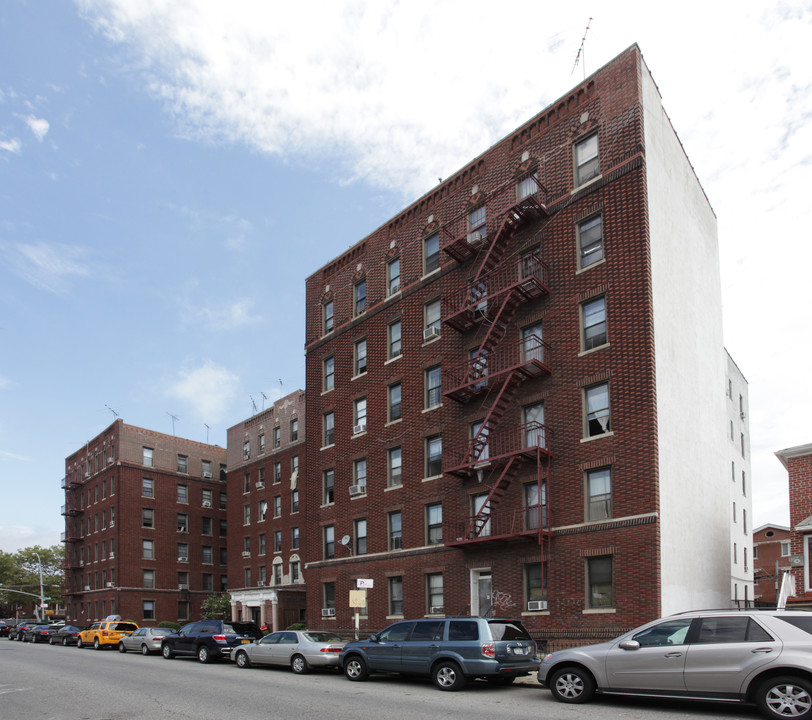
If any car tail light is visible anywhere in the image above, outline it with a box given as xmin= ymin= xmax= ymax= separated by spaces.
xmin=481 ymin=642 xmax=495 ymax=658
xmin=212 ymin=635 xmax=227 ymax=643
xmin=320 ymin=647 xmax=341 ymax=653
xmin=102 ymin=631 xmax=109 ymax=636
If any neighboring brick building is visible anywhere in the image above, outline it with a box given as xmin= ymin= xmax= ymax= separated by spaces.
xmin=302 ymin=44 xmax=741 ymax=649
xmin=775 ymin=444 xmax=812 ymax=608
xmin=62 ymin=420 xmax=227 ymax=625
xmin=752 ymin=524 xmax=792 ymax=606
xmin=225 ymin=391 xmax=306 ymax=629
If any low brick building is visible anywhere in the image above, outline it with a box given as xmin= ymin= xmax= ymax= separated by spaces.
xmin=752 ymin=524 xmax=792 ymax=606
xmin=775 ymin=444 xmax=812 ymax=608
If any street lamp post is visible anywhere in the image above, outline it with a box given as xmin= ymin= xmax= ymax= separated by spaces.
xmin=33 ymin=552 xmax=45 ymax=622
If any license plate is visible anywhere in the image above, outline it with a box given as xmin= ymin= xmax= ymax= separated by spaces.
xmin=512 ymin=646 xmax=526 ymax=655
xmin=241 ymin=639 xmax=251 ymax=644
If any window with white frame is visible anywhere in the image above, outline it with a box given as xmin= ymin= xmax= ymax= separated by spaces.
xmin=353 ymin=397 xmax=367 ymax=434
xmin=425 ymin=365 xmax=441 ymax=409
xmin=354 ymin=338 xmax=367 ymax=375
xmin=468 ymin=205 xmax=486 ymax=240
xmin=586 ymin=467 xmax=612 ymax=521
xmin=177 ymin=484 xmax=188 ymax=503
xmin=387 ymin=257 xmax=401 ymax=296
xmin=354 ymin=279 xmax=366 ymax=316
xmin=427 ymin=573 xmax=444 ymax=613
xmin=142 ymin=477 xmax=154 ymax=498
xmin=575 ymin=133 xmax=599 ymax=186
xmin=273 ymin=427 xmax=280 ymax=448
xmin=388 ymin=382 xmax=402 ymax=422
xmin=388 ymin=511 xmax=402 ymax=550
xmin=142 ymin=508 xmax=154 ymax=528
xmin=273 ymin=530 xmax=282 ymax=553
xmin=355 ymin=518 xmax=368 ymax=555
xmin=323 ymin=300 xmax=334 ymax=334
xmin=521 ymin=322 xmax=544 ymax=363
xmin=177 ymin=454 xmax=188 ymax=474
xmin=176 ymin=512 xmax=187 ymax=533
xmin=143 ymin=569 xmax=155 ymax=588
xmin=258 ymin=500 xmax=267 ymax=522
xmin=587 ymin=555 xmax=613 ymax=608
xmin=273 ymin=496 xmax=281 ymax=518
xmin=258 ymin=434 xmax=265 ymax=453
xmin=388 ymin=447 xmax=402 ymax=487
xmin=142 ymin=539 xmax=154 ymax=560
xmin=516 ymin=171 xmax=538 ymax=200
xmin=425 ymin=435 xmax=442 ymax=477
xmin=389 ymin=576 xmax=403 ymax=615
xmin=323 ymin=469 xmax=334 ymax=505
xmin=388 ymin=320 xmax=402 ymax=359
xmin=426 ymin=503 xmax=442 ymax=545
xmin=324 ymin=526 xmax=335 ymax=559
xmin=424 ymin=298 xmax=441 ymax=340
xmin=274 ymin=461 xmax=281 ymax=483
xmin=243 ymin=440 xmax=250 ymax=460
xmin=290 ymin=418 xmax=298 ymax=441
xmin=424 ymin=233 xmax=440 ymax=274
xmin=585 ymin=383 xmax=611 ymax=437
xmin=353 ymin=458 xmax=367 ymax=489
xmin=292 ymin=526 xmax=299 ymax=549
xmin=523 ymin=402 xmax=545 ymax=448
xmin=323 ymin=356 xmax=335 ymax=391
xmin=582 ymin=296 xmax=607 ymax=350
xmin=579 ymin=214 xmax=604 ymax=268
xmin=142 ymin=447 xmax=153 ymax=467
xmin=323 ymin=412 xmax=334 ymax=446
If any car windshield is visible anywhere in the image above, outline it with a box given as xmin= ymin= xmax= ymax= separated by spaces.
xmin=304 ymin=632 xmax=343 ymax=643
xmin=152 ymin=628 xmax=172 ymax=636
xmin=776 ymin=615 xmax=812 ymax=635
xmin=488 ymin=621 xmax=532 ymax=641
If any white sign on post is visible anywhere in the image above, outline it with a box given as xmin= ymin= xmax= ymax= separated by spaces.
xmin=357 ymin=578 xmax=374 ymax=589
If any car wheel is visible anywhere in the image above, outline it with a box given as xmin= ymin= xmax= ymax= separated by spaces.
xmin=63 ymin=637 xmax=69 ymax=647
xmin=433 ymin=660 xmax=466 ymax=691
xmin=235 ymin=650 xmax=250 ymax=669
xmin=49 ymin=637 xmax=54 ymax=645
xmin=31 ymin=635 xmax=37 ymax=643
xmin=549 ymin=666 xmax=596 ymax=704
xmin=197 ymin=645 xmax=211 ymax=663
xmin=291 ymin=654 xmax=309 ymax=674
xmin=162 ymin=643 xmax=174 ymax=659
xmin=118 ymin=641 xmax=127 ymax=653
xmin=94 ymin=638 xmax=101 ymax=650
xmin=77 ymin=637 xmax=84 ymax=648
xmin=757 ymin=676 xmax=812 ymax=720
xmin=141 ymin=644 xmax=150 ymax=656
xmin=343 ymin=655 xmax=369 ymax=682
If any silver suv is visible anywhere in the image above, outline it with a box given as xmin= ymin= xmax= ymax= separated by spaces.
xmin=538 ymin=609 xmax=812 ymax=719
xmin=340 ymin=617 xmax=538 ymax=690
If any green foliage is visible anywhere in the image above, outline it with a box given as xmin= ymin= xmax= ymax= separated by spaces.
xmin=0 ymin=545 xmax=64 ymax=617
xmin=200 ymin=592 xmax=231 ymax=620
xmin=286 ymin=622 xmax=307 ymax=631
xmin=158 ymin=620 xmax=181 ymax=631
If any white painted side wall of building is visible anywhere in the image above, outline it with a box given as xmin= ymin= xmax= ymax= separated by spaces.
xmin=641 ymin=60 xmax=731 ymax=614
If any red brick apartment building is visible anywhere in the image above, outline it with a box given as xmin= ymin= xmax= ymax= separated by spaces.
xmin=62 ymin=420 xmax=227 ymax=624
xmin=752 ymin=524 xmax=792 ymax=606
xmin=303 ymin=45 xmax=738 ymax=649
xmin=775 ymin=445 xmax=812 ymax=608
xmin=225 ymin=391 xmax=307 ymax=629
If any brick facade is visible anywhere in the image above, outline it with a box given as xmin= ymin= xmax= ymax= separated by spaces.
xmin=752 ymin=524 xmax=792 ymax=605
xmin=775 ymin=445 xmax=812 ymax=607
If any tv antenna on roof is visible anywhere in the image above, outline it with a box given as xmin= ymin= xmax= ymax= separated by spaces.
xmin=250 ymin=395 xmax=258 ymax=414
xmin=261 ymin=391 xmax=268 ymax=410
xmin=105 ymin=404 xmax=119 ymax=419
xmin=572 ymin=17 xmax=592 ymax=80
xmin=166 ymin=412 xmax=180 ymax=436
xmin=204 ymin=424 xmax=211 ymax=444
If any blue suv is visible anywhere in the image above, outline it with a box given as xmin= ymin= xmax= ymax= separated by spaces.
xmin=339 ymin=617 xmax=538 ymax=690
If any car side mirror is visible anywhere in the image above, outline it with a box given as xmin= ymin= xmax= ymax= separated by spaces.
xmin=619 ymin=640 xmax=640 ymax=651
xmin=369 ymin=634 xmax=379 ymax=642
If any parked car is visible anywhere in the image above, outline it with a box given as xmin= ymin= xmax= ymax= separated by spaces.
xmin=22 ymin=624 xmax=56 ymax=643
xmin=49 ymin=625 xmax=84 ymax=646
xmin=9 ymin=620 xmax=40 ymax=641
xmin=118 ymin=627 xmax=173 ymax=655
xmin=340 ymin=617 xmax=538 ymax=691
xmin=77 ymin=616 xmax=139 ymax=649
xmin=0 ymin=621 xmax=9 ymax=638
xmin=231 ymin=629 xmax=345 ymax=673
xmin=538 ymin=609 xmax=812 ymax=720
xmin=161 ymin=620 xmax=263 ymax=663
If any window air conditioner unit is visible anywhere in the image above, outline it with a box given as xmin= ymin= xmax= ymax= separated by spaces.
xmin=109 ymin=521 xmax=115 ymax=528
xmin=109 ymin=552 xmax=114 ymax=559
xmin=242 ymin=551 xmax=251 ymax=558
xmin=178 ymin=556 xmax=188 ymax=562
xmin=178 ymin=583 xmax=189 ymax=590
xmin=429 ymin=606 xmax=444 ymax=614
xmin=85 ymin=472 xmax=91 ymax=478
xmin=423 ymin=326 xmax=441 ymax=341
xmin=106 ymin=582 xmax=114 ymax=588
xmin=84 ymin=585 xmax=91 ymax=591
xmin=527 ymin=600 xmax=548 ymax=611
xmin=322 ymin=608 xmax=336 ymax=617
xmin=391 ymin=537 xmax=402 ymax=550
xmin=256 ymin=482 xmax=265 ymax=489
xmin=389 ymin=282 xmax=400 ymax=296
xmin=467 ymin=231 xmax=484 ymax=244
xmin=257 ymin=580 xmax=266 ymax=586
xmin=353 ymin=423 xmax=366 ymax=435
xmin=202 ymin=471 xmax=212 ymax=479
xmin=107 ymin=457 xmax=114 ymax=464
xmin=349 ymin=484 xmax=366 ymax=496
xmin=202 ymin=500 xmax=212 ymax=508
xmin=79 ymin=560 xmax=84 ymax=566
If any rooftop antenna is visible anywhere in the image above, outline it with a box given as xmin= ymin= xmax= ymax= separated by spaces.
xmin=166 ymin=412 xmax=180 ymax=436
xmin=279 ymin=378 xmax=283 ymax=393
xmin=261 ymin=391 xmax=268 ymax=410
xmin=250 ymin=395 xmax=258 ymax=414
xmin=571 ymin=17 xmax=592 ymax=80
xmin=204 ymin=424 xmax=211 ymax=444
xmin=105 ymin=404 xmax=119 ymax=419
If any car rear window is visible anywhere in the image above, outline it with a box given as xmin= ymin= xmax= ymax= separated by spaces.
xmin=448 ymin=621 xmax=479 ymax=642
xmin=487 ymin=621 xmax=532 ymax=641
xmin=114 ymin=623 xmax=139 ymax=632
xmin=304 ymin=632 xmax=343 ymax=643
xmin=225 ymin=622 xmax=261 ymax=636
xmin=777 ymin=616 xmax=812 ymax=635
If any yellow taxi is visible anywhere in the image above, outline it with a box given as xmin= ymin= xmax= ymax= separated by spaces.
xmin=77 ymin=615 xmax=139 ymax=649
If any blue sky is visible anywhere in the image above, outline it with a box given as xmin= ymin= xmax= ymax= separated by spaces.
xmin=2 ymin=0 xmax=811 ymax=551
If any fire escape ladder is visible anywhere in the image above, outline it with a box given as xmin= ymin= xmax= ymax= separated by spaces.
xmin=471 ymin=213 xmax=519 ymax=284
xmin=471 ymin=289 xmax=522 ymax=363
xmin=464 ymin=456 xmax=518 ymax=539
xmin=471 ymin=372 xmax=524 ymax=461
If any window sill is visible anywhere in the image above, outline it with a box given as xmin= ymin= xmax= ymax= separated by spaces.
xmin=576 ymin=257 xmax=606 ymax=275
xmin=385 ymin=354 xmax=402 ymax=365
xmin=384 ymin=484 xmax=402 ymax=492
xmin=351 ymin=371 xmax=367 ymax=381
xmin=580 ymin=432 xmax=614 ymax=443
xmin=578 ymin=343 xmax=609 ymax=357
xmin=321 ymin=388 xmax=334 ymax=395
xmin=385 ymin=418 xmax=402 ymax=427
xmin=421 ymin=268 xmax=441 ymax=281
xmin=320 ymin=443 xmax=335 ymax=451
xmin=422 ymin=404 xmax=442 ymax=413
xmin=422 ymin=474 xmax=443 ymax=482
xmin=583 ymin=608 xmax=616 ymax=614
xmin=422 ymin=335 xmax=441 ymax=347
xmin=521 ymin=610 xmax=550 ymax=616
xmin=571 ymin=174 xmax=602 ymax=194
xmin=351 ymin=431 xmax=367 ymax=439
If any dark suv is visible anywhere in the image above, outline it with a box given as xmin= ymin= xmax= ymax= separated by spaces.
xmin=339 ymin=617 xmax=538 ymax=690
xmin=161 ymin=620 xmax=263 ymax=663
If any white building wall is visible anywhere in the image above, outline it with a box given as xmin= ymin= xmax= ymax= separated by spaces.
xmin=641 ymin=59 xmax=731 ymax=614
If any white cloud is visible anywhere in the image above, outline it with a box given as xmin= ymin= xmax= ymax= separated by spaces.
xmin=0 ymin=524 xmax=62 ymax=553
xmin=0 ymin=137 xmax=22 ymax=154
xmin=166 ymin=360 xmax=240 ymax=423
xmin=0 ymin=448 xmax=30 ymax=462
xmin=2 ymin=241 xmax=91 ymax=293
xmin=24 ymin=115 xmax=50 ymax=141
xmin=195 ymin=298 xmax=263 ymax=331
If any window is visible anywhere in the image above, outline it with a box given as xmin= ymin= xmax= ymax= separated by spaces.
xmin=585 ymin=383 xmax=611 ymax=437
xmin=292 ymin=526 xmax=299 ymax=549
xmin=273 ymin=564 xmax=282 ymax=585
xmin=525 ymin=563 xmax=546 ymax=605
xmin=178 ymin=542 xmax=188 ymax=561
xmin=243 ymin=472 xmax=251 ymax=493
xmin=258 ymin=500 xmax=267 ymax=522
xmin=587 ymin=556 xmax=613 ymax=608
xmin=323 ymin=469 xmax=334 ymax=505
xmin=424 ymin=298 xmax=441 ymax=340
xmin=388 ymin=257 xmax=401 ymax=296
xmin=388 ymin=320 xmax=402 ymax=359
xmin=575 ymin=133 xmax=599 ymax=186
xmin=143 ymin=569 xmax=154 ymax=589
xmin=743 ymin=509 xmax=748 ymax=534
xmin=587 ymin=467 xmax=612 ymax=521
xmin=143 ymin=601 xmax=155 ymax=620
xmin=354 ymin=279 xmax=366 ymax=316
xmin=291 ymin=560 xmax=300 ymax=583
xmin=290 ymin=418 xmax=298 ymax=441
xmin=244 ymin=568 xmax=252 ymax=587
xmin=142 ymin=508 xmax=154 ymax=528
xmin=579 ymin=214 xmax=603 ymax=268
xmin=323 ymin=300 xmax=334 ymax=334
xmin=243 ymin=440 xmax=250 ymax=460
xmin=426 ymin=503 xmax=442 ymax=544
xmin=323 ymin=411 xmax=335 ymax=446
xmin=324 ymin=582 xmax=335 ymax=610
xmin=468 ymin=205 xmax=486 ymax=239
xmin=177 ymin=484 xmax=188 ymax=503
xmin=427 ymin=573 xmax=444 ymax=613
xmin=219 ymin=519 xmax=227 ymax=537
xmin=274 ymin=462 xmax=281 ymax=483
xmin=273 ymin=496 xmax=281 ymax=518
xmin=471 ymin=420 xmax=489 ymax=461
xmin=177 ymin=454 xmax=188 ymax=474
xmin=472 ymin=493 xmax=491 ymax=537
xmin=425 ymin=365 xmax=441 ymax=409
xmin=323 ymin=356 xmax=335 ymax=391
xmin=389 ymin=511 xmax=402 ymax=550
xmin=220 ymin=548 xmax=228 ymax=565
xmin=425 ymin=435 xmax=442 ymax=477
xmin=582 ymin=296 xmax=607 ymax=350
xmin=353 ymin=458 xmax=367 ymax=489
xmin=258 ymin=434 xmax=265 ymax=453
xmin=523 ymin=402 xmax=546 ymax=449
xmin=274 ymin=530 xmax=282 ymax=553
xmin=142 ymin=478 xmax=154 ymax=498
xmin=177 ymin=513 xmax=188 ymax=533
xmin=202 ymin=488 xmax=212 ymax=507
xmin=201 ymin=545 xmax=212 ymax=564
xmin=388 ymin=382 xmax=402 ymax=422
xmin=517 ymin=172 xmax=538 ymax=200
xmin=424 ymin=233 xmax=440 ymax=274
xmin=521 ymin=322 xmax=544 ymax=363
xmin=388 ymin=447 xmax=402 ymax=487
xmin=243 ymin=504 xmax=251 ymax=525
xmin=389 ymin=576 xmax=404 ymax=615
xmin=355 ymin=519 xmax=368 ymax=555
xmin=353 ymin=398 xmax=367 ymax=434
xmin=142 ymin=540 xmax=154 ymax=560
xmin=273 ymin=427 xmax=281 ymax=449
xmin=524 ymin=482 xmax=546 ymax=530
xmin=291 ymin=489 xmax=299 ymax=513
xmin=178 ymin=571 xmax=189 ymax=588
xmin=142 ymin=447 xmax=153 ymax=467
xmin=781 ymin=541 xmax=791 ymax=557
xmin=257 ymin=467 xmax=265 ymax=486
xmin=258 ymin=533 xmax=266 ymax=555
xmin=354 ymin=338 xmax=367 ymax=376
xmin=324 ymin=526 xmax=335 ymax=559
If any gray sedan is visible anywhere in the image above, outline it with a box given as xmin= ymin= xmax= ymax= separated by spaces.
xmin=231 ymin=630 xmax=345 ymax=673
xmin=118 ymin=627 xmax=173 ymax=655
